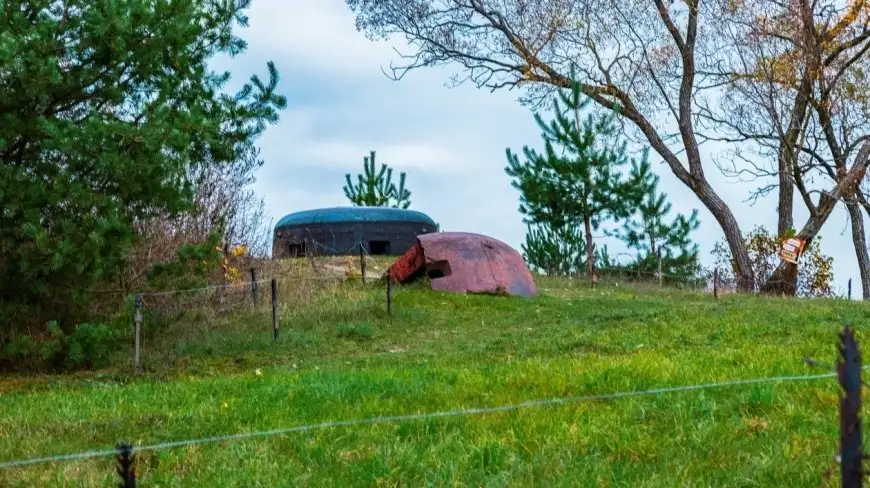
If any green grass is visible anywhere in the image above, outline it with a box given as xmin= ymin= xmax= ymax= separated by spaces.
xmin=1 ymin=274 xmax=869 ymax=486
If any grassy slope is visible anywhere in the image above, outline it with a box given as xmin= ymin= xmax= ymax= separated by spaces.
xmin=1 ymin=276 xmax=869 ymax=487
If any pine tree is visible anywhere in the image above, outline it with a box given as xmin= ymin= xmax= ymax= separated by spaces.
xmin=523 ymin=223 xmax=621 ymax=276
xmin=505 ymin=75 xmax=643 ymax=283
xmin=0 ymin=1 xmax=286 ymax=326
xmin=343 ymin=151 xmax=412 ymax=209
xmin=617 ymin=157 xmax=701 ymax=278
xmin=596 ymin=244 xmax=617 ymax=270
xmin=522 ymin=223 xmax=586 ymax=276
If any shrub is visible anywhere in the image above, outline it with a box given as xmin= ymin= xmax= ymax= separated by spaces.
xmin=145 ymin=231 xmax=225 ymax=291
xmin=711 ymin=225 xmax=835 ymax=297
xmin=65 ymin=323 xmax=119 ymax=369
xmin=38 ymin=321 xmax=67 ymax=367
xmin=36 ymin=321 xmax=121 ymax=371
xmin=0 ymin=335 xmax=37 ymax=369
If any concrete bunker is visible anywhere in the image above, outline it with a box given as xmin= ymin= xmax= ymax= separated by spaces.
xmin=272 ymin=207 xmax=438 ymax=258
xmin=387 ymin=232 xmax=537 ymax=297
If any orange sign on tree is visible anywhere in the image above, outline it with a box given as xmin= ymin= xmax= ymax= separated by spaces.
xmin=780 ymin=237 xmax=805 ymax=264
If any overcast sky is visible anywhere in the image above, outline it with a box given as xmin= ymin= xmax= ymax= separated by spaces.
xmin=216 ymin=0 xmax=861 ymax=295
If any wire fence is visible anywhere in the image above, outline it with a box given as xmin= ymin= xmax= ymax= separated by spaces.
xmin=107 ymin=237 xmax=865 ymax=378
xmin=3 ymin=241 xmax=869 ymax=484
xmin=121 ymin=240 xmax=404 ymax=372
xmin=113 ymin=238 xmax=854 ymax=340
xmin=568 ymin=266 xmax=714 ymax=290
xmin=543 ymin=263 xmax=854 ymax=300
xmin=0 ymin=371 xmax=846 ymax=469
xmin=120 ymin=247 xmax=850 ymax=374
xmin=0 ymin=326 xmax=863 ymax=486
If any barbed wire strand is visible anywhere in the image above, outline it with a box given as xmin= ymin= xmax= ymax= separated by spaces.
xmin=548 ymin=266 xmax=712 ymax=281
xmin=139 ymin=271 xmax=346 ymax=298
xmin=0 ymin=370 xmax=838 ymax=470
xmin=136 ymin=245 xmax=731 ymax=299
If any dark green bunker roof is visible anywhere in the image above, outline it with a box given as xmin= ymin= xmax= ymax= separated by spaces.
xmin=275 ymin=207 xmax=436 ymax=229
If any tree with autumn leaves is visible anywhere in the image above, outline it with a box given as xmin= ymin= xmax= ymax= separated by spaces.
xmin=347 ymin=0 xmax=870 ymax=296
xmin=713 ymin=0 xmax=870 ymax=296
xmin=712 ymin=226 xmax=835 ymax=297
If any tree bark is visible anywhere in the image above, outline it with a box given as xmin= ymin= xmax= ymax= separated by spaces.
xmin=777 ymin=171 xmax=795 ymax=237
xmin=761 ymin=141 xmax=870 ymax=294
xmin=847 ymin=200 xmax=870 ymax=299
xmin=773 ymin=0 xmax=816 ymax=238
xmin=692 ymin=178 xmax=755 ymax=291
xmin=776 ymin=81 xmax=812 ymax=237
xmin=775 ymin=78 xmax=811 ymax=237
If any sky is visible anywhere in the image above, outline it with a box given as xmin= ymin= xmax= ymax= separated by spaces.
xmin=216 ymin=0 xmax=861 ymax=295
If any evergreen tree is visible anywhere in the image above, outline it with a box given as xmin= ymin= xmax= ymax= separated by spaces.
xmin=522 ymin=223 xmax=586 ymax=276
xmin=596 ymin=244 xmax=618 ymax=270
xmin=505 ymin=76 xmax=643 ymax=282
xmin=343 ymin=151 xmax=411 ymax=208
xmin=523 ymin=223 xmax=620 ymax=276
xmin=0 ymin=0 xmax=286 ymax=326
xmin=617 ymin=157 xmax=701 ymax=278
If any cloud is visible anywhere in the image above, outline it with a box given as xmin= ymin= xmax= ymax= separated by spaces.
xmin=225 ymin=0 xmax=860 ymax=295
xmin=254 ymin=108 xmax=471 ymax=174
xmin=240 ymin=0 xmax=399 ymax=79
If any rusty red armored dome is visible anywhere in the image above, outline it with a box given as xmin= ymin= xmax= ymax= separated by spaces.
xmin=387 ymin=232 xmax=537 ymax=297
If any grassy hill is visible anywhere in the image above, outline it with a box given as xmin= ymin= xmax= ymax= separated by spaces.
xmin=1 ymin=271 xmax=868 ymax=486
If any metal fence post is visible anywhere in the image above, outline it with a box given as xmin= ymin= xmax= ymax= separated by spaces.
xmin=251 ymin=268 xmax=259 ymax=306
xmin=116 ymin=442 xmax=136 ymax=487
xmin=133 ymin=295 xmax=142 ymax=374
xmin=839 ymin=324 xmax=863 ymax=488
xmin=848 ymin=278 xmax=853 ymax=300
xmin=271 ymin=279 xmax=279 ymax=340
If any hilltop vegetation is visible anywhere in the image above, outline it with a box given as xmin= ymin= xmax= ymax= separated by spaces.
xmin=2 ymin=1 xmax=870 ymax=484
xmin=0 ymin=275 xmax=867 ymax=486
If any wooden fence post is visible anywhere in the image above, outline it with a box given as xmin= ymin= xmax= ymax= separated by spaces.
xmin=250 ymin=268 xmax=259 ymax=306
xmin=271 ymin=279 xmax=279 ymax=340
xmin=839 ymin=324 xmax=863 ymax=488
xmin=713 ymin=268 xmax=719 ymax=300
xmin=116 ymin=442 xmax=136 ymax=487
xmin=360 ymin=243 xmax=367 ymax=285
xmin=133 ymin=295 xmax=142 ymax=374
xmin=387 ymin=276 xmax=393 ymax=316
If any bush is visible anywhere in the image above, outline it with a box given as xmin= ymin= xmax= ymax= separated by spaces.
xmin=144 ymin=231 xmax=225 ymax=291
xmin=0 ymin=335 xmax=37 ymax=369
xmin=64 ymin=322 xmax=119 ymax=370
xmin=0 ymin=320 xmax=122 ymax=372
xmin=711 ymin=225 xmax=835 ymax=297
